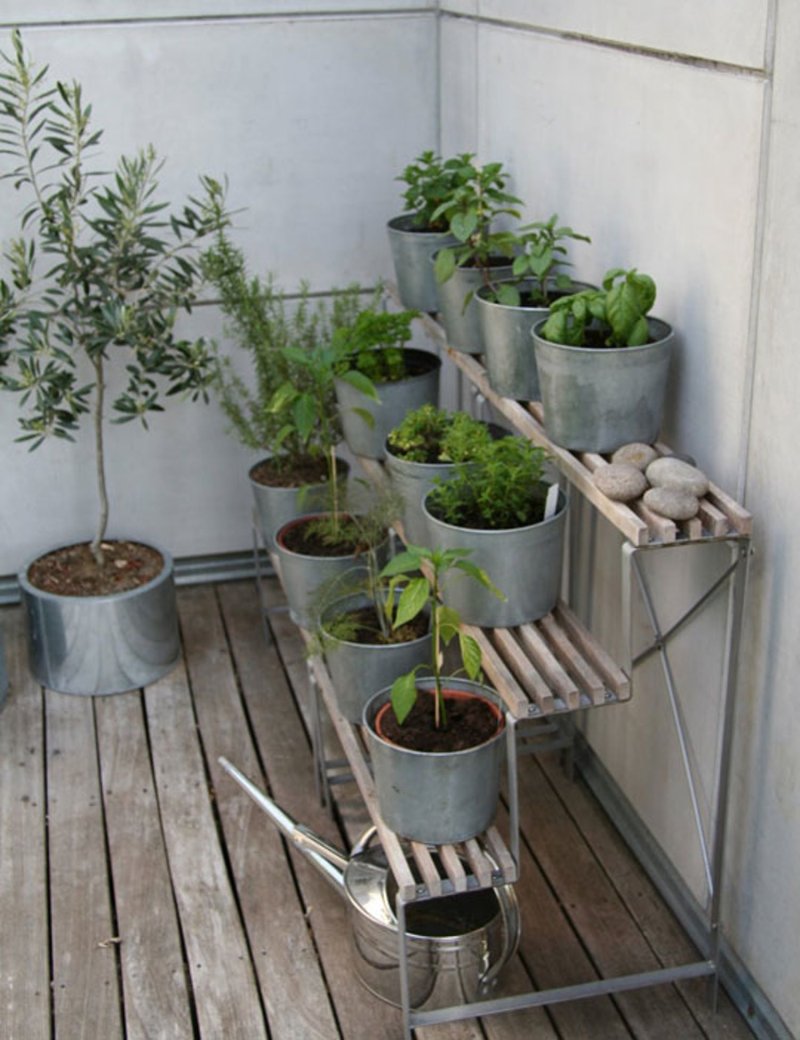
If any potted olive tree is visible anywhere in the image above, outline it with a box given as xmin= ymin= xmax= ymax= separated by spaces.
xmin=202 ymin=231 xmax=364 ymax=545
xmin=0 ymin=31 xmax=230 ymax=695
xmin=423 ymin=436 xmax=567 ymax=627
xmin=332 ymin=307 xmax=440 ymax=459
xmin=431 ymin=158 xmax=522 ymax=353
xmin=384 ymin=404 xmax=495 ymax=544
xmin=532 ymin=267 xmax=675 ymax=453
xmin=362 ymin=544 xmax=507 ymax=845
xmin=386 ymin=150 xmax=463 ymax=312
xmin=474 ymin=214 xmax=592 ymax=400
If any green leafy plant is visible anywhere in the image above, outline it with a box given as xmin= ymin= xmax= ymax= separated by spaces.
xmin=397 ymin=150 xmax=475 ymax=231
xmin=387 ymin=404 xmax=494 ymax=464
xmin=426 ymin=436 xmax=551 ymax=530
xmin=0 ymin=30 xmax=230 ymax=567
xmin=539 ymin=267 xmax=657 ymax=348
xmin=431 ymin=158 xmax=523 ymax=303
xmin=333 ymin=307 xmax=417 ymax=390
xmin=488 ymin=214 xmax=591 ymax=307
xmin=202 ymin=230 xmax=363 ymax=474
xmin=380 ymin=545 xmax=503 ymax=728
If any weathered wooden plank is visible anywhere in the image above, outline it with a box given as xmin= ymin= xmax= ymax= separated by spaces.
xmin=697 ymin=498 xmax=729 ymax=537
xmin=492 ymin=628 xmax=557 ymax=711
xmin=0 ymin=609 xmax=50 ymax=1040
xmin=179 ymin=585 xmax=341 ymax=1040
xmin=553 ymin=603 xmax=631 ymax=702
xmin=95 ymin=692 xmax=194 ymax=1040
xmin=514 ymin=753 xmax=707 ymax=1039
xmin=463 ymin=625 xmax=530 ymax=717
xmin=538 ymin=614 xmax=606 ymax=705
xmin=46 ymin=690 xmax=123 ymax=1040
xmin=218 ymin=581 xmax=408 ymax=1040
xmin=145 ymin=657 xmax=268 ymax=1040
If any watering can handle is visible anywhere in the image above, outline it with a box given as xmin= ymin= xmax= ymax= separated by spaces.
xmin=480 ymin=884 xmax=521 ymax=992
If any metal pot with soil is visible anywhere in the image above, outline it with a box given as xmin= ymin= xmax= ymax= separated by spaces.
xmin=387 ymin=214 xmax=458 ymax=313
xmin=319 ymin=591 xmax=432 ymax=723
xmin=249 ymin=455 xmax=350 ymax=548
xmin=219 ymin=756 xmax=520 ymax=1011
xmin=363 ymin=677 xmax=507 ymax=845
xmin=18 ymin=539 xmax=180 ymax=696
xmin=432 ymin=256 xmax=515 ymax=355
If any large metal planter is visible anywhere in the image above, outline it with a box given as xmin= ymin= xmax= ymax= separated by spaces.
xmin=18 ymin=543 xmax=180 ymax=696
xmin=334 ymin=349 xmax=441 ymax=460
xmin=433 ymin=259 xmax=515 ymax=354
xmin=387 ymin=215 xmax=458 ymax=313
xmin=273 ymin=514 xmax=389 ymax=628
xmin=249 ymin=456 xmax=349 ymax=548
xmin=363 ymin=677 xmax=506 ymax=845
xmin=476 ymin=279 xmax=595 ymax=400
xmin=320 ymin=592 xmax=432 ymax=723
xmin=532 ymin=317 xmax=675 ymax=453
xmin=423 ymin=487 xmax=568 ymax=627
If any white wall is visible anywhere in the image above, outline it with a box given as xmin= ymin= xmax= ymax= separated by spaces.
xmin=438 ymin=1 xmax=797 ymax=1035
xmin=0 ymin=3 xmax=438 ymax=573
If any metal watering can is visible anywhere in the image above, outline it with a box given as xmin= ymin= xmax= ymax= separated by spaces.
xmin=218 ymin=757 xmax=520 ymax=1011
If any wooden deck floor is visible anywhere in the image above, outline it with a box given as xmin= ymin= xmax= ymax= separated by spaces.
xmin=0 ymin=577 xmax=755 ymax=1040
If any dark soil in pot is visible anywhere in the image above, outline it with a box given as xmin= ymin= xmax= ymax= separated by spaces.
xmin=376 ymin=688 xmax=503 ymax=754
xmin=329 ymin=605 xmax=428 ymax=646
xmin=250 ymin=454 xmax=341 ymax=488
xmin=278 ymin=515 xmax=376 ymax=558
xmin=27 ymin=540 xmax=164 ymax=596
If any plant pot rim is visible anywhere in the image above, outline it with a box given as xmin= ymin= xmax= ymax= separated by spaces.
xmin=17 ymin=539 xmax=174 ymax=605
xmin=422 ymin=484 xmax=567 ymax=537
xmin=320 ymin=591 xmax=431 ymax=651
xmin=532 ymin=315 xmax=673 ymax=355
xmin=248 ymin=453 xmax=349 ymax=487
xmin=364 ymin=679 xmax=505 ymax=759
xmin=383 ymin=441 xmax=460 ymax=471
xmin=475 ymin=277 xmax=596 ymax=310
xmin=387 ymin=213 xmax=455 ymax=236
xmin=274 ymin=512 xmax=386 ymax=560
xmin=335 ymin=347 xmax=441 ymax=390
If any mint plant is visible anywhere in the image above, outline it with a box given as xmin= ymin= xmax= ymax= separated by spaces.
xmin=489 ymin=214 xmax=591 ymax=307
xmin=0 ymin=30 xmax=230 ymax=567
xmin=397 ymin=150 xmax=475 ymax=231
xmin=540 ymin=267 xmax=657 ymax=348
xmin=380 ymin=545 xmax=503 ymax=729
xmin=426 ymin=436 xmax=551 ymax=530
xmin=387 ymin=404 xmax=493 ymax=464
xmin=431 ymin=158 xmax=523 ymax=302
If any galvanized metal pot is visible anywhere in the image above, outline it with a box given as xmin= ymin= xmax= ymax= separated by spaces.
xmin=334 ymin=349 xmax=441 ymax=460
xmin=219 ymin=757 xmax=520 ymax=1011
xmin=422 ymin=487 xmax=568 ymax=627
xmin=476 ymin=279 xmax=595 ymax=400
xmin=384 ymin=446 xmax=460 ymax=546
xmin=363 ymin=677 xmax=506 ymax=844
xmin=320 ymin=592 xmax=432 ymax=723
xmin=18 ymin=543 xmax=180 ymax=696
xmin=433 ymin=258 xmax=515 ymax=354
xmin=532 ymin=316 xmax=675 ymax=453
xmin=273 ymin=514 xmax=388 ymax=628
xmin=249 ymin=456 xmax=349 ymax=548
xmin=387 ymin=215 xmax=458 ymax=313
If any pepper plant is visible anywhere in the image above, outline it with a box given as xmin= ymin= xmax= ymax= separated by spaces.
xmin=0 ymin=31 xmax=230 ymax=566
xmin=380 ymin=545 xmax=503 ymax=729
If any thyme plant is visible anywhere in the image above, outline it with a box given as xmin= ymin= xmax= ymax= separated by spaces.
xmin=0 ymin=31 xmax=230 ymax=566
xmin=387 ymin=404 xmax=493 ymax=464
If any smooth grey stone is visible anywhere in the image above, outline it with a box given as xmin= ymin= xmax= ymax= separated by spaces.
xmin=646 ymin=456 xmax=709 ymax=498
xmin=610 ymin=442 xmax=658 ymax=471
xmin=594 ymin=463 xmax=649 ymax=502
xmin=643 ymin=486 xmax=700 ymax=520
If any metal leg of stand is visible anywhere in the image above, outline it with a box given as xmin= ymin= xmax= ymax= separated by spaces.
xmin=506 ymin=715 xmax=520 ymax=870
xmin=307 ymin=661 xmax=332 ymax=811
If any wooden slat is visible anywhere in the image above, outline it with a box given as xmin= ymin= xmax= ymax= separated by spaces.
xmin=95 ymin=694 xmax=194 ymax=1040
xmin=0 ymin=610 xmax=50 ymax=1040
xmin=145 ymin=660 xmax=268 ymax=1040
xmin=462 ymin=839 xmax=493 ymax=888
xmin=515 ymin=623 xmax=580 ymax=708
xmin=180 ymin=587 xmax=340 ymax=1040
xmin=697 ymin=498 xmax=730 ymax=537
xmin=538 ymin=614 xmax=606 ymax=705
xmin=438 ymin=844 xmax=469 ymax=893
xmin=462 ymin=624 xmax=530 ymax=716
xmin=46 ymin=691 xmax=123 ymax=1040
xmin=683 ymin=515 xmax=704 ymax=540
xmin=653 ymin=441 xmax=752 ymax=536
xmin=553 ymin=603 xmax=631 ymax=701
xmin=491 ymin=628 xmax=557 ymax=711
xmin=411 ymin=842 xmax=444 ymax=897
xmin=484 ymin=826 xmax=517 ymax=882
xmin=631 ymin=498 xmax=678 ymax=543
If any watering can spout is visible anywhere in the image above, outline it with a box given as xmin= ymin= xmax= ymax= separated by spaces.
xmin=218 ymin=756 xmax=349 ymax=892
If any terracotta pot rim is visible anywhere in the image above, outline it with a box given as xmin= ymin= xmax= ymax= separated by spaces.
xmin=372 ymin=685 xmax=505 ymax=754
